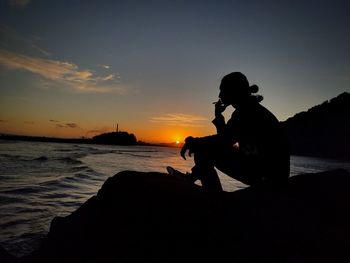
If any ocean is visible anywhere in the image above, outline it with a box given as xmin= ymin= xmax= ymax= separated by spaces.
xmin=1 ymin=140 xmax=350 ymax=257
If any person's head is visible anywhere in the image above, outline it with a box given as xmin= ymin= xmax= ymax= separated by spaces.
xmin=219 ymin=72 xmax=263 ymax=107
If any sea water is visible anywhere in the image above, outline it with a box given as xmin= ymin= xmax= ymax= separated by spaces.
xmin=1 ymin=140 xmax=350 ymax=257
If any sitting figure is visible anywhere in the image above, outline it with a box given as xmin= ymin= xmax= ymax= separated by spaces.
xmin=180 ymin=72 xmax=290 ymax=191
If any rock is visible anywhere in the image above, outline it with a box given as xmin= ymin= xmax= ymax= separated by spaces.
xmin=15 ymin=169 xmax=350 ymax=262
xmin=0 ymin=245 xmax=18 ymax=263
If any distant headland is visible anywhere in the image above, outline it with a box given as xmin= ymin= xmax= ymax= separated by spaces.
xmin=0 ymin=131 xmax=137 ymax=145
xmin=92 ymin=131 xmax=137 ymax=145
xmin=0 ymin=131 xmax=181 ymax=148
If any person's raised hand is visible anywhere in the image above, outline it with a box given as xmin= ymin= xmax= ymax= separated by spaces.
xmin=214 ymin=100 xmax=227 ymax=117
xmin=180 ymin=136 xmax=194 ymax=160
xmin=180 ymin=144 xmax=189 ymax=160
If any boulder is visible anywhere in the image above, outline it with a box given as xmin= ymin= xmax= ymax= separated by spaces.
xmin=4 ymin=169 xmax=350 ymax=262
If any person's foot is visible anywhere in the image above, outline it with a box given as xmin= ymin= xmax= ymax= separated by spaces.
xmin=166 ymin=166 xmax=186 ymax=177
xmin=166 ymin=166 xmax=199 ymax=182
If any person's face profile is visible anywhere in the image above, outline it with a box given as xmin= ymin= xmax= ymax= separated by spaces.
xmin=219 ymin=84 xmax=231 ymax=106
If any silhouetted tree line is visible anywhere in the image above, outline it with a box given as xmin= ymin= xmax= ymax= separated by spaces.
xmin=281 ymin=92 xmax=350 ymax=160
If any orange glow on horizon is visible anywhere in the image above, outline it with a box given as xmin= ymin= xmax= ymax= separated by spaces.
xmin=131 ymin=125 xmax=215 ymax=144
xmin=0 ymin=119 xmax=216 ymax=144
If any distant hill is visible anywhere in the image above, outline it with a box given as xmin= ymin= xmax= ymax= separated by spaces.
xmin=0 ymin=131 xmax=138 ymax=146
xmin=92 ymin=131 xmax=137 ymax=145
xmin=281 ymin=92 xmax=350 ymax=160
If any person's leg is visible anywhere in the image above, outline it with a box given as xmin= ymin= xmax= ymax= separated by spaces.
xmin=192 ymin=150 xmax=223 ymax=192
xmin=213 ymin=149 xmax=255 ymax=186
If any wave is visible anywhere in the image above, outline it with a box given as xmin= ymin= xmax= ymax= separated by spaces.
xmin=64 ymin=172 xmax=97 ymax=182
xmin=41 ymin=192 xmax=71 ymax=199
xmin=1 ymin=186 xmax=47 ymax=195
xmin=118 ymin=149 xmax=159 ymax=153
xmin=68 ymin=165 xmax=90 ymax=173
xmin=0 ymin=154 xmax=30 ymax=161
xmin=40 ymin=179 xmax=80 ymax=190
xmin=76 ymin=145 xmax=159 ymax=156
xmin=123 ymin=153 xmax=152 ymax=158
xmin=0 ymin=175 xmax=16 ymax=180
xmin=0 ymin=140 xmax=21 ymax=144
xmin=54 ymin=148 xmax=76 ymax=152
xmin=57 ymin=157 xmax=83 ymax=165
xmin=33 ymin=156 xmax=48 ymax=161
xmin=0 ymin=194 xmax=22 ymax=204
xmin=32 ymin=156 xmax=84 ymax=165
xmin=0 ymin=218 xmax=32 ymax=228
xmin=74 ymin=173 xmax=93 ymax=180
xmin=1 ymin=154 xmax=83 ymax=165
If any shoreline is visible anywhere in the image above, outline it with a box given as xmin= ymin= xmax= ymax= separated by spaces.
xmin=1 ymin=134 xmax=348 ymax=160
xmin=0 ymin=135 xmax=182 ymax=148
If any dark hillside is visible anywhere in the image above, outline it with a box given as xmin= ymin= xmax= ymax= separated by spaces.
xmin=281 ymin=92 xmax=350 ymax=160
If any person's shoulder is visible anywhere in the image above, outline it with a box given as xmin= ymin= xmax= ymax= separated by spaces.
xmin=256 ymin=103 xmax=279 ymax=122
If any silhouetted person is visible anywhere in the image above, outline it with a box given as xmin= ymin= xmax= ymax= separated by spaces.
xmin=180 ymin=72 xmax=290 ymax=191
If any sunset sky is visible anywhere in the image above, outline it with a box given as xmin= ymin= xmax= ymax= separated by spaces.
xmin=1 ymin=0 xmax=349 ymax=143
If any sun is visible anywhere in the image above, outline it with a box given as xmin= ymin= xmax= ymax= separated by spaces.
xmin=175 ymin=140 xmax=180 ymax=144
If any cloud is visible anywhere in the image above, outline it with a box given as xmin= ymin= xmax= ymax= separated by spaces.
xmin=0 ymin=25 xmax=51 ymax=57
xmin=98 ymin=64 xmax=110 ymax=69
xmin=31 ymin=44 xmax=52 ymax=56
xmin=49 ymin=119 xmax=59 ymax=123
xmin=102 ymin=74 xmax=115 ymax=81
xmin=0 ymin=49 xmax=125 ymax=93
xmin=8 ymin=0 xmax=31 ymax=9
xmin=0 ymin=49 xmax=85 ymax=81
xmin=66 ymin=123 xmax=78 ymax=128
xmin=149 ymin=113 xmax=207 ymax=127
xmin=55 ymin=123 xmax=79 ymax=129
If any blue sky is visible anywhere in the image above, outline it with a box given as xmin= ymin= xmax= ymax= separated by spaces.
xmin=0 ymin=0 xmax=349 ymax=142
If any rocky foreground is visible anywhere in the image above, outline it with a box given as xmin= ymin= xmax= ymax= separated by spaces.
xmin=2 ymin=169 xmax=350 ymax=262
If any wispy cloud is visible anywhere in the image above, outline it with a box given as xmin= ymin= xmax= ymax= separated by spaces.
xmin=0 ymin=49 xmax=125 ymax=93
xmin=102 ymin=74 xmax=115 ymax=81
xmin=98 ymin=64 xmax=110 ymax=69
xmin=49 ymin=119 xmax=59 ymax=123
xmin=0 ymin=49 xmax=81 ymax=80
xmin=31 ymin=44 xmax=51 ymax=56
xmin=56 ymin=123 xmax=79 ymax=129
xmin=0 ymin=25 xmax=51 ymax=57
xmin=149 ymin=113 xmax=207 ymax=127
xmin=8 ymin=0 xmax=31 ymax=9
xmin=65 ymin=123 xmax=78 ymax=128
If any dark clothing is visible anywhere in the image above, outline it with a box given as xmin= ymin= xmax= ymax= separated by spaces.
xmin=191 ymin=99 xmax=290 ymax=189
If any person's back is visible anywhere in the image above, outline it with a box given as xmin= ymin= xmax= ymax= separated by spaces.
xmin=228 ymin=99 xmax=290 ymax=185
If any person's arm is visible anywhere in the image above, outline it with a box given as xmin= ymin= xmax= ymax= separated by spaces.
xmin=212 ymin=100 xmax=227 ymax=134
xmin=216 ymin=111 xmax=240 ymax=147
xmin=212 ymin=114 xmax=225 ymax=134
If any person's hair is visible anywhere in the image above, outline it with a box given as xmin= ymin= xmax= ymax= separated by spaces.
xmin=248 ymin=84 xmax=264 ymax=103
xmin=221 ymin=72 xmax=263 ymax=103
